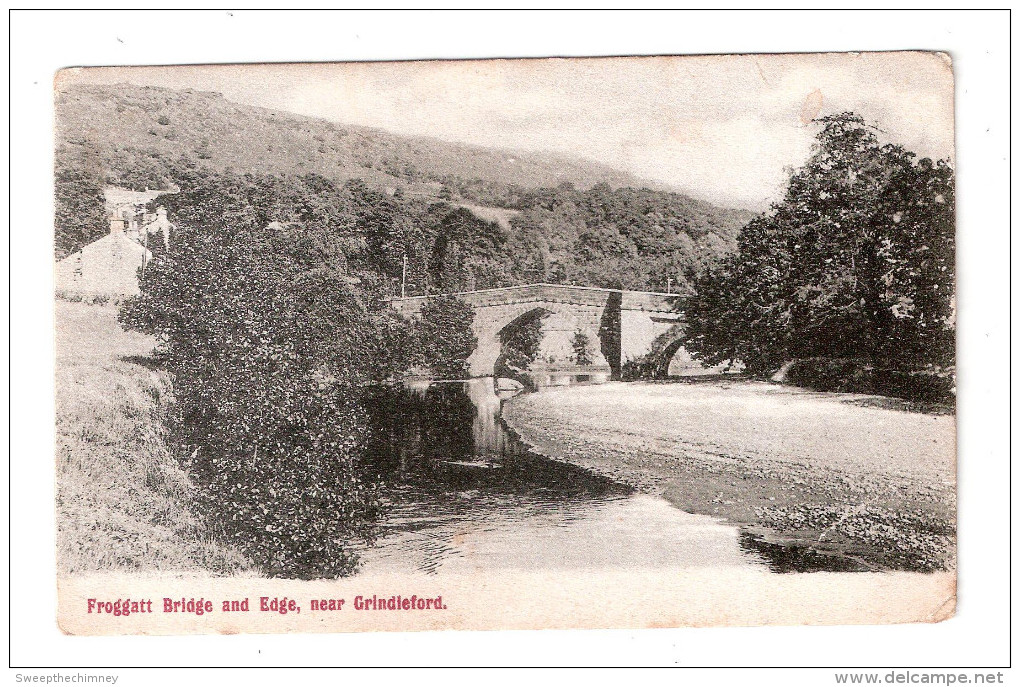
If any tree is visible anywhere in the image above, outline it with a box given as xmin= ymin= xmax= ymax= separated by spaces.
xmin=54 ymin=142 xmax=108 ymax=259
xmin=411 ymin=296 xmax=477 ymax=379
xmin=117 ymin=172 xmax=418 ymax=578
xmin=116 ymin=170 xmax=488 ymax=576
xmin=684 ymin=215 xmax=794 ymax=374
xmin=684 ymin=112 xmax=955 ymax=374
xmin=572 ymin=328 xmax=594 ymax=366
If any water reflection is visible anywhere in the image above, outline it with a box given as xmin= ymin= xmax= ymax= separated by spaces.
xmin=358 ymin=378 xmax=772 ymax=575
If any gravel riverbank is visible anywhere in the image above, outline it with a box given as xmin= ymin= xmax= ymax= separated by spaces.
xmin=502 ymin=379 xmax=956 ymax=572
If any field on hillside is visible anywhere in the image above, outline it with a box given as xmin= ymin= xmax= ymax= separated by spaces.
xmin=457 ymin=203 xmax=520 ymax=231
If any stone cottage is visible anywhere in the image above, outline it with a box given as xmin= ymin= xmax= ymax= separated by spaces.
xmin=55 ymin=217 xmax=153 ymax=298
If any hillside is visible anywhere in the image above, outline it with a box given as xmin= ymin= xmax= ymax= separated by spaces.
xmin=55 ymin=83 xmax=650 ymax=196
xmin=54 ymin=82 xmax=756 ymax=289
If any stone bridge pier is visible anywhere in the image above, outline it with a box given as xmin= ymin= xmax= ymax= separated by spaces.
xmin=389 ymin=283 xmax=692 ymax=385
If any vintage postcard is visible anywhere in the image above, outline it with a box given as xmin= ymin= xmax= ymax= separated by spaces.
xmin=53 ymin=53 xmax=956 ymax=635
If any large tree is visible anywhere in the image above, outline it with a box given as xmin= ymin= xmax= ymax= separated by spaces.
xmin=118 ymin=170 xmax=478 ymax=578
xmin=684 ymin=113 xmax=955 ymax=374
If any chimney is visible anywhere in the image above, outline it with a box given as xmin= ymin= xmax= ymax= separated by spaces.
xmin=110 ymin=218 xmax=125 ymax=235
xmin=157 ymin=207 xmax=170 ymax=249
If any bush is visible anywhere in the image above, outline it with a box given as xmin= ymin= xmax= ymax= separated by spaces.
xmin=875 ymin=369 xmax=956 ymax=405
xmin=572 ymin=329 xmax=594 ymax=365
xmin=621 ymin=358 xmax=657 ymax=381
xmin=783 ymin=358 xmax=872 ymax=393
xmin=783 ymin=358 xmax=955 ymax=405
xmin=119 ymin=211 xmax=385 ymax=578
xmin=55 ymin=290 xmax=119 ymax=306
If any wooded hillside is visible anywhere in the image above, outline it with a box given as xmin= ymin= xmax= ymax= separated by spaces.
xmin=55 ymin=83 xmax=754 ymax=287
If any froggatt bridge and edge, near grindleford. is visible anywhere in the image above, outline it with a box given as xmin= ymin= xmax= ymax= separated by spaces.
xmin=388 ymin=283 xmax=725 ymax=387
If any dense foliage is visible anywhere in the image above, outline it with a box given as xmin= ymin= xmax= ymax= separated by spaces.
xmin=119 ymin=171 xmax=477 ymax=577
xmin=54 ymin=142 xmax=108 ymax=259
xmin=684 ymin=113 xmax=955 ymax=375
xmin=502 ymin=183 xmax=745 ymax=291
xmin=409 ymin=296 xmax=478 ymax=379
xmin=383 ymin=183 xmax=746 ymax=294
xmin=143 ymin=166 xmax=746 ymax=298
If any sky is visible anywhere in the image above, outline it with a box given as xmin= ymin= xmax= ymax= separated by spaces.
xmin=66 ymin=52 xmax=955 ymax=210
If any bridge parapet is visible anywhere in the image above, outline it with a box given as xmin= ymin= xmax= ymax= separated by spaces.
xmin=387 ymin=283 xmax=679 ymax=313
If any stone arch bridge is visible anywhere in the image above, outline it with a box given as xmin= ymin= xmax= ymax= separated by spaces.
xmin=389 ymin=283 xmax=694 ymax=385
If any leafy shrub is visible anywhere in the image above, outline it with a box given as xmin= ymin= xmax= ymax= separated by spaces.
xmin=784 ymin=358 xmax=873 ymax=393
xmin=621 ymin=358 xmax=657 ymax=381
xmin=119 ymin=202 xmax=386 ymax=578
xmin=55 ymin=290 xmax=118 ymax=306
xmin=784 ymin=358 xmax=955 ymax=404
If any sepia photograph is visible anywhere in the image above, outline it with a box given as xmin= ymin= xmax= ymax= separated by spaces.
xmin=51 ymin=52 xmax=958 ymax=634
xmin=7 ymin=8 xmax=1011 ymax=678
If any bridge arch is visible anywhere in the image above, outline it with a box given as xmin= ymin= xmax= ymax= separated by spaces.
xmin=655 ymin=338 xmax=688 ymax=378
xmin=471 ymin=300 xmax=606 ymax=380
xmin=496 ymin=305 xmax=555 ymax=343
xmin=625 ymin=332 xmax=735 ymax=380
xmin=620 ymin=323 xmax=688 ymax=380
xmin=493 ymin=306 xmax=553 ymax=387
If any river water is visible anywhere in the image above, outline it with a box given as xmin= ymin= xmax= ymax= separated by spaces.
xmin=356 ymin=379 xmax=863 ymax=576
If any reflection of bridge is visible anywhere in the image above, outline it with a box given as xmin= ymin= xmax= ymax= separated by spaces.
xmin=389 ymin=283 xmax=692 ymax=384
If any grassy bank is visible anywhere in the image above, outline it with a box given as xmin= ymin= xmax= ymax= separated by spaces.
xmin=503 ymin=379 xmax=956 ymax=572
xmin=55 ymin=299 xmax=253 ymax=575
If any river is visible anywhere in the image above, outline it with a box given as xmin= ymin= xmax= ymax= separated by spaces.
xmin=355 ymin=379 xmax=864 ymax=576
